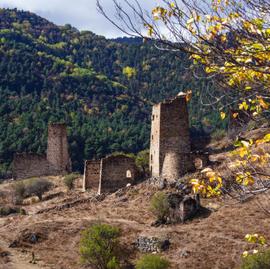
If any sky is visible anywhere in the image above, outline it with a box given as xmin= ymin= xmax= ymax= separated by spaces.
xmin=0 ymin=0 xmax=155 ymax=38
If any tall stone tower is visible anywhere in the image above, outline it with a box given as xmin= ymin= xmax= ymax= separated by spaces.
xmin=149 ymin=94 xmax=193 ymax=180
xmin=47 ymin=123 xmax=71 ymax=174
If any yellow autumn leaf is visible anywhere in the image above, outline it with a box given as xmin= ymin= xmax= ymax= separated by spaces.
xmin=187 ymin=18 xmax=195 ymax=24
xmin=238 ymin=147 xmax=249 ymax=158
xmin=239 ymin=101 xmax=249 ymax=111
xmin=216 ymin=177 xmax=223 ymax=184
xmin=190 ymin=179 xmax=199 ymax=185
xmin=250 ymin=154 xmax=260 ymax=162
xmin=220 ymin=111 xmax=226 ymax=120
xmin=185 ymin=90 xmax=192 ymax=102
xmin=232 ymin=112 xmax=239 ymax=118
xmin=258 ymin=97 xmax=269 ymax=109
xmin=264 ymin=133 xmax=270 ymax=142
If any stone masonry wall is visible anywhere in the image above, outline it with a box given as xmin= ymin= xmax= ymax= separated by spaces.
xmin=12 ymin=153 xmax=50 ymax=180
xmin=149 ymin=104 xmax=161 ymax=177
xmin=150 ymin=95 xmax=194 ymax=180
xmin=83 ymin=160 xmax=101 ymax=191
xmin=12 ymin=123 xmax=71 ymax=179
xmin=47 ymin=123 xmax=71 ymax=174
xmin=135 ymin=235 xmax=170 ymax=253
xmin=99 ymin=155 xmax=137 ymax=193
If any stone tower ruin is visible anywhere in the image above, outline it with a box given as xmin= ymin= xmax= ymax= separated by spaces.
xmin=47 ymin=123 xmax=71 ymax=174
xmin=149 ymin=94 xmax=193 ymax=180
xmin=13 ymin=123 xmax=71 ymax=179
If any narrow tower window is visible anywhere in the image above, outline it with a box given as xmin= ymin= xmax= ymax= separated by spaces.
xmin=126 ymin=170 xmax=132 ymax=178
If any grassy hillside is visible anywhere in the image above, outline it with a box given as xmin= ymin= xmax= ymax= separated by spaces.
xmin=0 ymin=8 xmax=224 ymax=177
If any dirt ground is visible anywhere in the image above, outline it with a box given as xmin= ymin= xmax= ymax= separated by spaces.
xmin=0 ymin=176 xmax=270 ymax=269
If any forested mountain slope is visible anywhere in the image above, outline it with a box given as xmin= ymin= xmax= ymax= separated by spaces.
xmin=0 ymin=8 xmax=222 ymax=176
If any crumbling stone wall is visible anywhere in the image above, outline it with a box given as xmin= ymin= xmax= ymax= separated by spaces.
xmin=99 ymin=155 xmax=137 ymax=193
xmin=150 ymin=104 xmax=161 ymax=178
xmin=150 ymin=94 xmax=194 ymax=180
xmin=135 ymin=235 xmax=170 ymax=253
xmin=83 ymin=160 xmax=101 ymax=191
xmin=83 ymin=155 xmax=137 ymax=194
xmin=12 ymin=153 xmax=50 ymax=180
xmin=12 ymin=123 xmax=71 ymax=179
xmin=167 ymin=193 xmax=200 ymax=223
xmin=47 ymin=123 xmax=71 ymax=173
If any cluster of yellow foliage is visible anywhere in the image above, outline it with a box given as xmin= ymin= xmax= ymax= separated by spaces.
xmin=188 ymin=1 xmax=270 ymax=118
xmin=220 ymin=97 xmax=270 ymax=120
xmin=122 ymin=66 xmax=137 ymax=79
xmin=190 ymin=168 xmax=223 ymax=197
xmin=190 ymin=133 xmax=270 ymax=197
xmin=243 ymin=233 xmax=267 ymax=257
xmin=232 ymin=135 xmax=270 ymax=163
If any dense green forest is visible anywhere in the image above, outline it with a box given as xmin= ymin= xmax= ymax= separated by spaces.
xmin=0 ymin=8 xmax=225 ymax=177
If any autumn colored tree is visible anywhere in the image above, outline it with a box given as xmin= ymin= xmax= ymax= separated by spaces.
xmin=97 ymin=0 xmax=270 ymax=114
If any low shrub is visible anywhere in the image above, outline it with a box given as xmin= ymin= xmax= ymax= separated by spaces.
xmin=12 ymin=181 xmax=26 ymax=204
xmin=135 ymin=254 xmax=170 ymax=269
xmin=211 ymin=129 xmax=227 ymax=141
xmin=12 ymin=178 xmax=53 ymax=203
xmin=64 ymin=173 xmax=79 ymax=190
xmin=0 ymin=206 xmax=20 ymax=216
xmin=19 ymin=208 xmax=27 ymax=215
xmin=25 ymin=178 xmax=53 ymax=200
xmin=135 ymin=149 xmax=149 ymax=177
xmin=241 ymin=249 xmax=270 ymax=269
xmin=150 ymin=192 xmax=170 ymax=222
xmin=80 ymin=223 xmax=121 ymax=269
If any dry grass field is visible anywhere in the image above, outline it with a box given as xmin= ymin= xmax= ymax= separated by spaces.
xmin=1 ymin=129 xmax=270 ymax=269
xmin=0 ymin=176 xmax=270 ymax=269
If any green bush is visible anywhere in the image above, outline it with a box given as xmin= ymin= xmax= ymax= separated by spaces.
xmin=211 ymin=129 xmax=227 ymax=141
xmin=12 ymin=181 xmax=26 ymax=203
xmin=135 ymin=149 xmax=149 ymax=176
xmin=12 ymin=178 xmax=53 ymax=202
xmin=150 ymin=192 xmax=170 ymax=222
xmin=64 ymin=173 xmax=79 ymax=190
xmin=0 ymin=206 xmax=21 ymax=216
xmin=135 ymin=254 xmax=170 ymax=269
xmin=19 ymin=208 xmax=27 ymax=215
xmin=25 ymin=178 xmax=53 ymax=200
xmin=80 ymin=224 xmax=121 ymax=269
xmin=241 ymin=249 xmax=270 ymax=269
